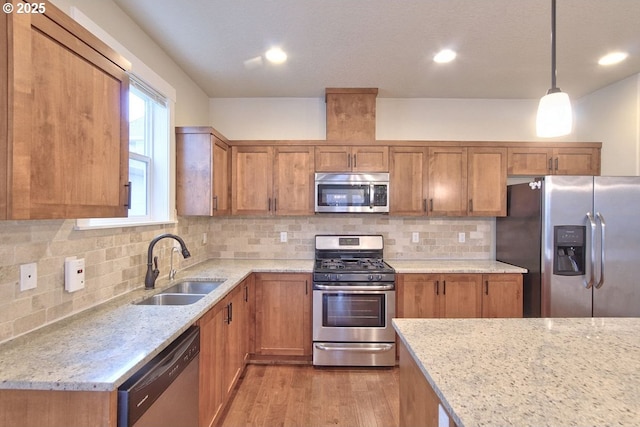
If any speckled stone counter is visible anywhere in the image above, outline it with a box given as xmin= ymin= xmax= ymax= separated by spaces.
xmin=389 ymin=259 xmax=526 ymax=274
xmin=393 ymin=317 xmax=640 ymax=427
xmin=0 ymin=259 xmax=312 ymax=392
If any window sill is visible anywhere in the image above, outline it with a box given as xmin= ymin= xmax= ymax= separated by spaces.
xmin=75 ymin=218 xmax=178 ymax=231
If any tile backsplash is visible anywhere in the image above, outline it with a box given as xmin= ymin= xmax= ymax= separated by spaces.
xmin=0 ymin=214 xmax=492 ymax=342
xmin=207 ymin=215 xmax=493 ymax=260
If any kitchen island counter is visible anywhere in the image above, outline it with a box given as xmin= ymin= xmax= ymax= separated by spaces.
xmin=393 ymin=317 xmax=640 ymax=427
xmin=0 ymin=259 xmax=312 ymax=392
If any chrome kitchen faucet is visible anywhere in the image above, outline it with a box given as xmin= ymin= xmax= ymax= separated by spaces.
xmin=145 ymin=234 xmax=191 ymax=289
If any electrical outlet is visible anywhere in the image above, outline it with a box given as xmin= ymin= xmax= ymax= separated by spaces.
xmin=20 ymin=263 xmax=37 ymax=291
xmin=412 ymin=232 xmax=420 ymax=243
xmin=458 ymin=232 xmax=466 ymax=243
xmin=280 ymin=231 xmax=288 ymax=243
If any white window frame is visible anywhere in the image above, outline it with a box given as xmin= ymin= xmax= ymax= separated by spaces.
xmin=73 ymin=8 xmax=177 ymax=230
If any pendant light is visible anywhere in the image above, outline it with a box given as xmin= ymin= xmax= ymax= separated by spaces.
xmin=536 ymin=0 xmax=572 ymax=137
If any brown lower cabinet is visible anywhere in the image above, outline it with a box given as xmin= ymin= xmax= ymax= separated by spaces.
xmin=253 ymin=273 xmax=312 ymax=358
xmin=397 ymin=273 xmax=523 ymax=319
xmin=399 ymin=341 xmax=456 ymax=427
xmin=198 ymin=275 xmax=252 ymax=427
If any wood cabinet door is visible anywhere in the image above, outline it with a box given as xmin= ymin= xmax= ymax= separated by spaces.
xmin=482 ymin=274 xmax=523 ymax=318
xmin=390 ymin=147 xmax=428 ymax=215
xmin=273 ymin=146 xmax=314 ymax=215
xmin=467 ymin=147 xmax=507 ymax=216
xmin=231 ymin=146 xmax=273 ymax=215
xmin=553 ymin=148 xmax=600 ymax=175
xmin=428 ymin=147 xmax=468 ymax=216
xmin=315 ymin=146 xmax=351 ymax=171
xmin=507 ymin=147 xmax=553 ymax=176
xmin=254 ymin=273 xmax=312 ymax=356
xmin=397 ymin=274 xmax=440 ymax=318
xmin=351 ymin=146 xmax=389 ymax=172
xmin=198 ymin=301 xmax=226 ymax=427
xmin=176 ymin=132 xmax=214 ymax=216
xmin=2 ymin=9 xmax=129 ymax=219
xmin=441 ymin=274 xmax=482 ymax=318
xmin=223 ymin=286 xmax=245 ymax=396
xmin=213 ymin=139 xmax=230 ymax=215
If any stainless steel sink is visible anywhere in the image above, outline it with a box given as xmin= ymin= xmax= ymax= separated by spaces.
xmin=136 ymin=293 xmax=205 ymax=306
xmin=162 ymin=280 xmax=224 ymax=295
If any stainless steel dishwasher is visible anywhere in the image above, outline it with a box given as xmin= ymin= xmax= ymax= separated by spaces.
xmin=118 ymin=326 xmax=200 ymax=427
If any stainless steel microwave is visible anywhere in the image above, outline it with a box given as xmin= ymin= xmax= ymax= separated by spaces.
xmin=314 ymin=173 xmax=389 ymax=213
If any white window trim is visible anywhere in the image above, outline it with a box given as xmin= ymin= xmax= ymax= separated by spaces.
xmin=71 ymin=8 xmax=178 ymax=230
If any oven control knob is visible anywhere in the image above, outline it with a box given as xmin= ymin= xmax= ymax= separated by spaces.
xmin=334 ymin=274 xmax=341 ymax=281
xmin=376 ymin=274 xmax=383 ymax=281
xmin=368 ymin=274 xmax=374 ymax=281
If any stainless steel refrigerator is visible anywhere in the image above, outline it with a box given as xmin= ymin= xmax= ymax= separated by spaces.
xmin=496 ymin=175 xmax=640 ymax=317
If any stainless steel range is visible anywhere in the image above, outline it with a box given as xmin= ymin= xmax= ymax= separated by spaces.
xmin=312 ymin=235 xmax=396 ymax=367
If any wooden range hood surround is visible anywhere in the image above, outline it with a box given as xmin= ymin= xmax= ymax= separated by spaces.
xmin=325 ymin=88 xmax=378 ymax=140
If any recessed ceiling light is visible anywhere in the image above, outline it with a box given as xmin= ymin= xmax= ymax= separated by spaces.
xmin=265 ymin=47 xmax=287 ymax=64
xmin=598 ymin=51 xmax=628 ymax=66
xmin=433 ymin=49 xmax=457 ymax=64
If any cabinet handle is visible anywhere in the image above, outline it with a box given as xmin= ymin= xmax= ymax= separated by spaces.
xmin=429 ymin=198 xmax=434 ymax=212
xmin=423 ymin=199 xmax=427 ymax=212
xmin=274 ymin=198 xmax=277 ymax=212
xmin=348 ymin=153 xmax=351 ymax=168
xmin=305 ymin=280 xmax=308 ymax=295
xmin=268 ymin=198 xmax=272 ymax=211
xmin=353 ymin=154 xmax=357 ymax=168
xmin=443 ymin=281 xmax=446 ymax=295
xmin=435 ymin=280 xmax=439 ymax=295
xmin=213 ymin=195 xmax=218 ymax=211
xmin=124 ymin=181 xmax=132 ymax=208
xmin=548 ymin=158 xmax=553 ymax=172
xmin=244 ymin=285 xmax=248 ymax=302
xmin=469 ymin=199 xmax=473 ymax=212
xmin=229 ymin=302 xmax=233 ymax=323
xmin=555 ymin=158 xmax=559 ymax=171
xmin=224 ymin=303 xmax=230 ymax=324
xmin=485 ymin=280 xmax=489 ymax=295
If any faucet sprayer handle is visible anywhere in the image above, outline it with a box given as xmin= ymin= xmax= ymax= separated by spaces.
xmin=153 ymin=256 xmax=159 ymax=270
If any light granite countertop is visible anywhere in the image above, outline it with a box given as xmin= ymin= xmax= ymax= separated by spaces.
xmin=0 ymin=259 xmax=312 ymax=392
xmin=0 ymin=258 xmax=523 ymax=393
xmin=393 ymin=317 xmax=640 ymax=427
xmin=389 ymin=259 xmax=526 ymax=274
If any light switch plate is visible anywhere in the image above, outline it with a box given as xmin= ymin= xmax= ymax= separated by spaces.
xmin=19 ymin=263 xmax=37 ymax=291
xmin=412 ymin=232 xmax=420 ymax=243
xmin=280 ymin=231 xmax=288 ymax=243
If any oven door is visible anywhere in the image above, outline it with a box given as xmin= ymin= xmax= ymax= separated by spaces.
xmin=312 ymin=285 xmax=395 ymax=343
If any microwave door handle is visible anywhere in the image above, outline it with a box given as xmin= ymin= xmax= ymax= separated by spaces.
xmin=370 ymin=184 xmax=374 ymax=209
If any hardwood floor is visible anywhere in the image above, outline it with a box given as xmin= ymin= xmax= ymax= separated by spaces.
xmin=219 ymin=364 xmax=400 ymax=427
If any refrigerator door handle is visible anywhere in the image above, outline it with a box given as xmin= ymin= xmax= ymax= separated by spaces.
xmin=595 ymin=212 xmax=606 ymax=289
xmin=585 ymin=212 xmax=596 ymax=289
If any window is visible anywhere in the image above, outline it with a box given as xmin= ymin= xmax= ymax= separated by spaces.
xmin=73 ymin=8 xmax=177 ymax=230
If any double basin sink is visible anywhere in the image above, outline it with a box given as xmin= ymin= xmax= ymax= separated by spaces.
xmin=136 ymin=280 xmax=225 ymax=306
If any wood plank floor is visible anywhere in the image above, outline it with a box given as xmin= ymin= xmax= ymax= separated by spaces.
xmin=219 ymin=364 xmax=399 ymax=427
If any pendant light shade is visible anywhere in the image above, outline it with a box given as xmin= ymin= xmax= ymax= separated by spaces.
xmin=536 ymin=0 xmax=572 ymax=137
xmin=537 ymin=90 xmax=572 ymax=137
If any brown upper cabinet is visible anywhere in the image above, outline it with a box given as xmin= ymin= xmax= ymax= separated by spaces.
xmin=1 ymin=1 xmax=130 ymax=219
xmin=508 ymin=146 xmax=601 ymax=176
xmin=325 ymin=88 xmax=377 ymax=141
xmin=176 ymin=127 xmax=230 ymax=216
xmin=231 ymin=145 xmax=314 ymax=215
xmin=390 ymin=145 xmax=506 ymax=216
xmin=315 ymin=145 xmax=389 ymax=172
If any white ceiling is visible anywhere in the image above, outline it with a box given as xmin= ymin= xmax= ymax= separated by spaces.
xmin=112 ymin=0 xmax=640 ymax=99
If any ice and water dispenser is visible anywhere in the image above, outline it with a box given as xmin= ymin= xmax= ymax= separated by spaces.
xmin=553 ymin=226 xmax=586 ymax=276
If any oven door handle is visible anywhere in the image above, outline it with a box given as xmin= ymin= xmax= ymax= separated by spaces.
xmin=314 ymin=343 xmax=394 ymax=353
xmin=313 ymin=284 xmax=395 ymax=291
